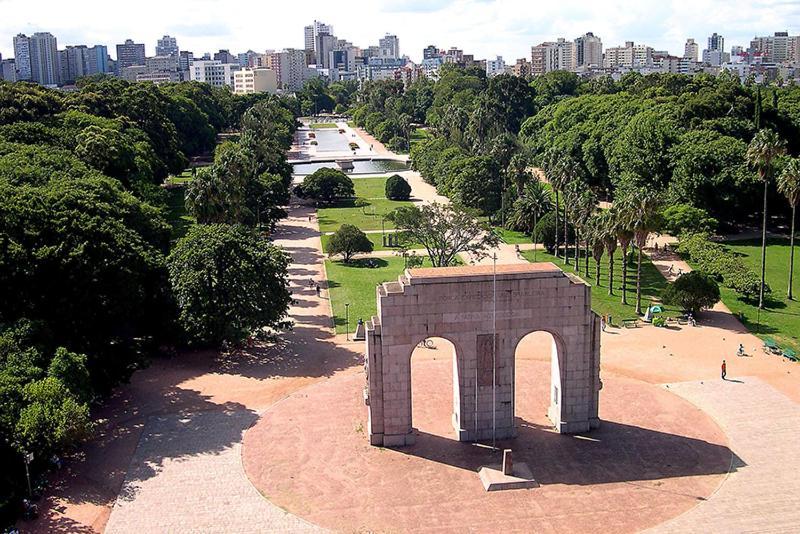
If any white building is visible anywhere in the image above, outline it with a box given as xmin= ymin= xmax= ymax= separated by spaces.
xmin=684 ymin=39 xmax=699 ymax=61
xmin=486 ymin=56 xmax=506 ymax=77
xmin=13 ymin=34 xmax=32 ymax=80
xmin=531 ymin=38 xmax=573 ymax=75
xmin=189 ymin=60 xmax=240 ymax=88
xmin=266 ymin=48 xmax=313 ymax=91
xmin=234 ymin=68 xmax=278 ymax=94
xmin=30 ymin=32 xmax=59 ymax=86
xmin=604 ymin=41 xmax=653 ymax=69
xmin=378 ymin=34 xmax=400 ymax=59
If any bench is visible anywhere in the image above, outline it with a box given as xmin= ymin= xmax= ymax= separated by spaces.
xmin=622 ymin=319 xmax=639 ymax=329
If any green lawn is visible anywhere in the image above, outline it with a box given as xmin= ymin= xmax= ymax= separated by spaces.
xmin=326 ymin=256 xmax=432 ymax=333
xmin=317 ymin=175 xmax=413 ymax=232
xmin=705 ymin=238 xmax=800 ymax=353
xmin=166 ymin=188 xmax=195 ymax=240
xmin=494 ymin=227 xmax=533 ymax=244
xmin=165 ymin=169 xmax=195 ymax=185
xmin=352 ymin=176 xmax=393 ymax=199
xmin=521 ymin=248 xmax=677 ymax=323
xmin=311 ymin=123 xmax=338 ymax=129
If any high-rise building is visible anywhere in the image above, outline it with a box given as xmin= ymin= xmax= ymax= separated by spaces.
xmin=708 ymin=33 xmax=724 ymax=53
xmin=304 ymin=20 xmax=334 ymax=66
xmin=511 ymin=57 xmax=531 ymax=77
xmin=604 ymin=41 xmax=653 ymax=69
xmin=1 ymin=59 xmax=17 ymax=82
xmin=156 ymin=35 xmax=179 ymax=57
xmin=378 ymin=34 xmax=400 ymax=59
xmin=531 ymin=39 xmax=573 ymax=75
xmin=116 ymin=39 xmax=146 ymax=73
xmin=573 ymin=32 xmax=602 ymax=68
xmin=13 ymin=34 xmax=32 ymax=80
xmin=423 ymin=45 xmax=440 ymax=60
xmin=179 ymin=51 xmax=194 ymax=72
xmin=213 ymin=49 xmax=236 ymax=64
xmin=749 ymin=32 xmax=798 ymax=64
xmin=267 ymin=48 xmax=312 ymax=91
xmin=233 ymin=68 xmax=278 ymax=94
xmin=59 ymin=45 xmax=89 ymax=84
xmin=86 ymin=45 xmax=109 ymax=75
xmin=189 ymin=60 xmax=240 ymax=88
xmin=485 ymin=56 xmax=506 ymax=77
xmin=684 ymin=38 xmax=699 ymax=61
xmin=30 ymin=32 xmax=59 ymax=85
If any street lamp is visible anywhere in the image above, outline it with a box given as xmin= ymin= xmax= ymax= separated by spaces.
xmin=345 ymin=303 xmax=351 ymax=341
xmin=23 ymin=451 xmax=33 ymax=497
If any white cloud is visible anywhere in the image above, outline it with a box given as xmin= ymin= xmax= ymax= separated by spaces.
xmin=0 ymin=0 xmax=798 ymax=62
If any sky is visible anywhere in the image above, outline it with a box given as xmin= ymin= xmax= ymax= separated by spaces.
xmin=1 ymin=0 xmax=799 ymax=62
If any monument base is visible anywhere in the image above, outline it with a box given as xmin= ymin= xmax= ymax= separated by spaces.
xmin=478 ymin=462 xmax=538 ymax=492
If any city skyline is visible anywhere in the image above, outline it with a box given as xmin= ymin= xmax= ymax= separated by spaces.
xmin=1 ymin=0 xmax=798 ymax=62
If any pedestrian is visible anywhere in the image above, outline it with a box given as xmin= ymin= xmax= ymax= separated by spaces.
xmin=721 ymin=359 xmax=727 ymax=380
xmin=737 ymin=343 xmax=745 ymax=357
xmin=515 ymin=244 xmax=520 ymax=257
xmin=308 ymin=278 xmax=314 ymax=288
xmin=315 ymin=284 xmax=321 ymax=297
xmin=667 ymin=264 xmax=674 ymax=276
xmin=600 ymin=317 xmax=606 ymax=332
xmin=308 ymin=214 xmax=312 ymax=222
xmin=607 ymin=314 xmax=612 ymax=328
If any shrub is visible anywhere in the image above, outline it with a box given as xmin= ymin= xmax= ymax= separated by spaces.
xmin=385 ymin=174 xmax=411 ymax=201
xmin=296 ymin=167 xmax=354 ymax=203
xmin=326 ymin=224 xmax=373 ymax=263
xmin=663 ymin=271 xmax=721 ymax=314
xmin=676 ymin=233 xmax=769 ymax=301
xmin=533 ymin=211 xmax=574 ymax=254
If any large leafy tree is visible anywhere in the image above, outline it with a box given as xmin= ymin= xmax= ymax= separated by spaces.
xmin=168 ymin=224 xmax=292 ymax=347
xmin=326 ymin=224 xmax=374 ymax=263
xmin=746 ymin=129 xmax=787 ymax=309
xmin=296 ymin=168 xmax=354 ymax=204
xmin=388 ymin=202 xmax=499 ymax=267
xmin=777 ymin=158 xmax=800 ymax=299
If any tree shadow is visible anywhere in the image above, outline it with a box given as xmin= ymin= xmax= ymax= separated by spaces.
xmin=398 ymin=417 xmax=742 ymax=487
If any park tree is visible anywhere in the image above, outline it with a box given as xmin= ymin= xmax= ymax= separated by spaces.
xmin=660 ymin=204 xmax=718 ymax=236
xmin=508 ymin=181 xmax=552 ymax=261
xmin=295 ymin=168 xmax=354 ymax=204
xmin=746 ymin=129 xmax=787 ymax=308
xmin=618 ymin=182 xmax=662 ymax=315
xmin=663 ymin=271 xmax=721 ymax=315
xmin=387 ymin=202 xmax=499 ymax=267
xmin=167 ymin=224 xmax=292 ymax=347
xmin=598 ymin=210 xmax=619 ymax=296
xmin=385 ymin=174 xmax=412 ymax=200
xmin=777 ymin=158 xmax=800 ymax=299
xmin=326 ymin=224 xmax=374 ymax=263
xmin=586 ymin=214 xmax=606 ymax=286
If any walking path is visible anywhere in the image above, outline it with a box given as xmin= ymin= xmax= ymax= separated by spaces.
xmin=650 ymin=377 xmax=800 ymax=533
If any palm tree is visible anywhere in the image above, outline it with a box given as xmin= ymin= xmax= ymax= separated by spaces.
xmin=508 ymin=181 xmax=552 ymax=262
xmin=599 ymin=210 xmax=619 ymax=296
xmin=559 ymin=159 xmax=582 ymax=265
xmin=586 ymin=214 xmax=606 ymax=285
xmin=544 ymin=150 xmax=568 ymax=261
xmin=778 ymin=158 xmax=800 ymax=300
xmin=620 ymin=188 xmax=662 ymax=315
xmin=569 ymin=186 xmax=596 ymax=274
xmin=746 ymin=129 xmax=787 ymax=309
xmin=615 ymin=213 xmax=634 ymax=305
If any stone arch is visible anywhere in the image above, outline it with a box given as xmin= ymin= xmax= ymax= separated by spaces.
xmin=408 ymin=335 xmax=462 ymax=437
xmin=364 ymin=264 xmax=601 ymax=447
xmin=511 ymin=329 xmax=568 ymax=433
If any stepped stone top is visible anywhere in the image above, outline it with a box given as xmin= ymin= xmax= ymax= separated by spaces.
xmin=405 ymin=263 xmax=565 ymax=285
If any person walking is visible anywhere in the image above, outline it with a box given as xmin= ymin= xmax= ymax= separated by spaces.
xmin=600 ymin=316 xmax=606 ymax=332
xmin=721 ymin=359 xmax=727 ymax=380
xmin=315 ymin=284 xmax=321 ymax=297
xmin=737 ymin=344 xmax=745 ymax=357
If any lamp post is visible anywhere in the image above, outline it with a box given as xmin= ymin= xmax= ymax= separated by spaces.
xmin=381 ymin=217 xmax=386 ymax=247
xmin=23 ymin=451 xmax=33 ymax=497
xmin=345 ymin=303 xmax=350 ymax=341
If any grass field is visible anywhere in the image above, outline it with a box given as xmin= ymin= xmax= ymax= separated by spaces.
xmin=316 ymin=176 xmax=413 ymax=232
xmin=326 ymin=256 xmax=433 ymax=333
xmin=706 ymin=238 xmax=800 ymax=352
xmin=311 ymin=123 xmax=338 ymax=129
xmin=165 ymin=169 xmax=195 ymax=185
xmin=494 ymin=227 xmax=533 ymax=244
xmin=521 ymin=248 xmax=678 ymax=323
xmin=166 ymin=188 xmax=195 ymax=240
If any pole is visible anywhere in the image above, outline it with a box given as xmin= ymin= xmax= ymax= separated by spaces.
xmin=345 ymin=303 xmax=350 ymax=341
xmin=492 ymin=253 xmax=497 ymax=450
xmin=24 ymin=452 xmax=33 ymax=497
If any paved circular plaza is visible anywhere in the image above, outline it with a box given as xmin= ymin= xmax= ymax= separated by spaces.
xmin=243 ymin=348 xmax=732 ymax=533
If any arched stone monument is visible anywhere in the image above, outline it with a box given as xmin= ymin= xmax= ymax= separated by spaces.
xmin=364 ymin=263 xmax=601 ymax=447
